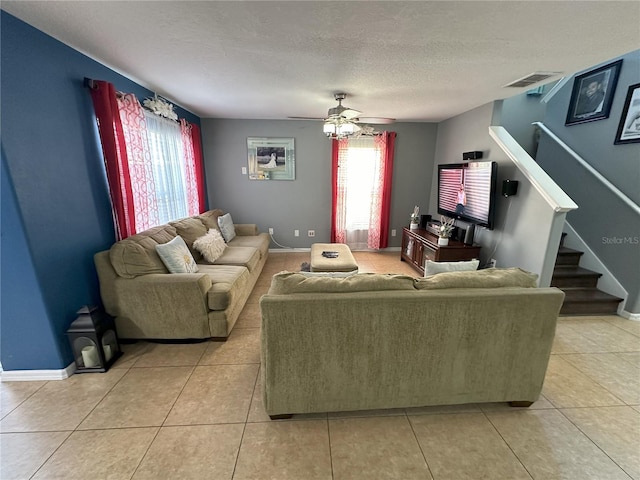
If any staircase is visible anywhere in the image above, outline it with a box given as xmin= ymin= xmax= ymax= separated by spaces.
xmin=552 ymin=234 xmax=623 ymax=315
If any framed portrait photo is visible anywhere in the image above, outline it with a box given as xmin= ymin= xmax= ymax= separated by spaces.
xmin=565 ymin=60 xmax=622 ymax=126
xmin=614 ymin=83 xmax=640 ymax=145
xmin=247 ymin=137 xmax=295 ymax=180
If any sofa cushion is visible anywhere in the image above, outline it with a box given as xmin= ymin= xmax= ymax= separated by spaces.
xmin=193 ymin=228 xmax=227 ymax=263
xmin=198 ymin=209 xmax=224 ymax=232
xmin=213 ymin=246 xmax=260 ymax=272
xmin=198 ymin=264 xmax=250 ymax=311
xmin=218 ymin=213 xmax=236 ymax=242
xmin=268 ymin=272 xmax=416 ymax=295
xmin=155 ymin=236 xmax=199 ymax=273
xmin=169 ymin=217 xmax=208 ymax=261
xmin=424 ymin=259 xmax=479 ymax=277
xmin=228 ymin=232 xmax=270 ymax=258
xmin=414 ymin=267 xmax=538 ymax=290
xmin=110 ymin=224 xmax=177 ymax=278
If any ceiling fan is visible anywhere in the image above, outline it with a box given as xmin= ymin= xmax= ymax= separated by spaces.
xmin=289 ymin=93 xmax=395 ymax=138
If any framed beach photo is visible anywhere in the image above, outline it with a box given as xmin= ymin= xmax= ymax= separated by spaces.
xmin=247 ymin=137 xmax=295 ymax=180
xmin=565 ymin=60 xmax=622 ymax=126
xmin=614 ymin=83 xmax=640 ymax=144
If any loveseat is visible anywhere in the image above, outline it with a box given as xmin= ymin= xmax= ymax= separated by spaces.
xmin=260 ymin=268 xmax=565 ymax=418
xmin=94 ymin=209 xmax=269 ymax=340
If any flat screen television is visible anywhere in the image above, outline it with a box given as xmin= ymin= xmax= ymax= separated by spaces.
xmin=437 ymin=161 xmax=498 ymax=229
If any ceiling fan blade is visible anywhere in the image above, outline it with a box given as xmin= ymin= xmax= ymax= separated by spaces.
xmin=288 ymin=116 xmax=324 ymax=120
xmin=358 ymin=117 xmax=395 ymax=124
xmin=340 ymin=108 xmax=362 ymax=120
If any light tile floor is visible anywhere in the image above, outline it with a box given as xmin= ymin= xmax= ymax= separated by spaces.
xmin=1 ymin=251 xmax=639 ymax=479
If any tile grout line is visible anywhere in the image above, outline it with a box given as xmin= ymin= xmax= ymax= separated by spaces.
xmin=405 ymin=412 xmax=436 ymax=480
xmin=555 ymin=407 xmax=635 ymax=480
xmin=481 ymin=410 xmax=535 ymax=479
xmin=0 ymin=380 xmax=49 ymax=422
xmin=326 ymin=417 xmax=334 ymax=480
xmin=230 ymin=365 xmax=260 ymax=479
xmin=128 ymin=361 xmax=200 ymax=479
xmin=26 ymin=367 xmax=132 ymax=480
xmin=553 ymin=353 xmax=630 ymax=406
xmin=27 ymin=430 xmax=74 ymax=480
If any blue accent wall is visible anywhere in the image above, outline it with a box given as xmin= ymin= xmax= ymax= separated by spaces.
xmin=0 ymin=12 xmax=201 ymax=370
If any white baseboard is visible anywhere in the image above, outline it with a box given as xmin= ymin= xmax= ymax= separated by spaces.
xmin=619 ymin=310 xmax=640 ymax=321
xmin=269 ymin=248 xmax=311 ymax=253
xmin=1 ymin=362 xmax=76 ymax=382
xmin=268 ymin=247 xmax=401 ymax=253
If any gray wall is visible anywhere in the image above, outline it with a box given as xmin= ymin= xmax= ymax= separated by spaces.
xmin=201 ymin=119 xmax=437 ymax=249
xmin=535 ymin=50 xmax=640 ymax=312
xmin=500 ymin=83 xmax=555 ymax=157
xmin=428 ymin=102 xmax=561 ymax=286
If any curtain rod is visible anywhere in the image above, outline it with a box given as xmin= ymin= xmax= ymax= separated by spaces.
xmin=84 ymin=77 xmax=98 ymax=90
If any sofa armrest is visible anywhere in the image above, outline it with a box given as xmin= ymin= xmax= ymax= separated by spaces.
xmin=235 ymin=224 xmax=258 ymax=236
xmin=111 ymin=273 xmax=214 ymax=338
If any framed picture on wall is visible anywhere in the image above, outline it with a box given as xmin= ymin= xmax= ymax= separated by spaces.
xmin=247 ymin=137 xmax=295 ymax=180
xmin=565 ymin=60 xmax=622 ymax=126
xmin=614 ymin=83 xmax=640 ymax=144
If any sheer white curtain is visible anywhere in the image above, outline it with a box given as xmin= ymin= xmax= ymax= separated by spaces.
xmin=143 ymin=111 xmax=189 ymax=224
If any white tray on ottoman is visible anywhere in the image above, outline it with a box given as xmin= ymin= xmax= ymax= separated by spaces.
xmin=310 ymin=243 xmax=359 ymax=273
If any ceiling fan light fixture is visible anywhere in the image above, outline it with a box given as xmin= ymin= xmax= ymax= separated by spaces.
xmin=323 ymin=118 xmax=360 ymax=138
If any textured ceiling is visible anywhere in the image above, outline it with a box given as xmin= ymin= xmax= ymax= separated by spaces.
xmin=3 ymin=1 xmax=639 ymax=122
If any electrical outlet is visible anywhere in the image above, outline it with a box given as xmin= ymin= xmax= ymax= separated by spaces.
xmin=488 ymin=258 xmax=497 ymax=268
xmin=268 ymin=228 xmax=274 ymax=235
xmin=391 ymin=229 xmax=397 ymax=237
xmin=241 ymin=167 xmax=247 ymax=175
xmin=308 ymin=230 xmax=315 ymax=237
xmin=294 ymin=229 xmax=299 ymax=237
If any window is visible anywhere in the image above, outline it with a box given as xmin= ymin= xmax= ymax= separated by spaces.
xmin=331 ymin=133 xmax=396 ymax=250
xmin=88 ymin=79 xmax=204 ymax=240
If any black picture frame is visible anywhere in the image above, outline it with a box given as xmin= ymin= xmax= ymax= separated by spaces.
xmin=565 ymin=60 xmax=622 ymax=126
xmin=614 ymin=83 xmax=640 ymax=145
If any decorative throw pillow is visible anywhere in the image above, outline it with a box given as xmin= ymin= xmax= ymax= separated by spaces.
xmin=193 ymin=228 xmax=227 ymax=263
xmin=217 ymin=213 xmax=236 ymax=243
xmin=424 ymin=259 xmax=479 ymax=277
xmin=155 ymin=236 xmax=199 ymax=273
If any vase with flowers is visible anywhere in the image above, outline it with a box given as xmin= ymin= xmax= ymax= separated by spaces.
xmin=438 ymin=216 xmax=455 ymax=245
xmin=410 ymin=205 xmax=420 ymax=230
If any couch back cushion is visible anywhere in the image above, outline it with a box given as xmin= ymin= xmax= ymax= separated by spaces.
xmin=198 ymin=209 xmax=224 ymax=232
xmin=169 ymin=217 xmax=208 ymax=261
xmin=110 ymin=224 xmax=177 ymax=278
xmin=414 ymin=267 xmax=538 ymax=290
xmin=268 ymin=272 xmax=416 ymax=295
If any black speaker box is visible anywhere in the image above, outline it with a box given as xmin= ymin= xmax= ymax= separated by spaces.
xmin=502 ymin=180 xmax=519 ymax=197
xmin=464 ymin=224 xmax=476 ymax=246
xmin=463 ymin=151 xmax=483 ymax=161
xmin=419 ymin=214 xmax=431 ymax=229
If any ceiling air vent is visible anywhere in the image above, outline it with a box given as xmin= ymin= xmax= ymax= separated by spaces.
xmin=503 ymin=72 xmax=561 ymax=88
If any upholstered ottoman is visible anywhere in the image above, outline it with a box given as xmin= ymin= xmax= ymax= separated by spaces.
xmin=310 ymin=243 xmax=358 ymax=272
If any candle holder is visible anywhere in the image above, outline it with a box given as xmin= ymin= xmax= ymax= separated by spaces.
xmin=66 ymin=305 xmax=121 ymax=373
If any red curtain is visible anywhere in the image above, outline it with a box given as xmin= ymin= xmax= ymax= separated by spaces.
xmin=330 ymin=138 xmax=347 ymax=243
xmin=88 ymin=80 xmax=136 ymax=240
xmin=378 ymin=131 xmax=396 ymax=248
xmin=190 ymin=123 xmax=207 ymax=213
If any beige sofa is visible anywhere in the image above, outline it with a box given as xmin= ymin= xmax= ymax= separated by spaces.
xmin=95 ymin=209 xmax=269 ymax=340
xmin=260 ymin=269 xmax=565 ymax=418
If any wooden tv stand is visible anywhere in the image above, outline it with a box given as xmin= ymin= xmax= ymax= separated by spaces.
xmin=400 ymin=227 xmax=481 ymax=275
